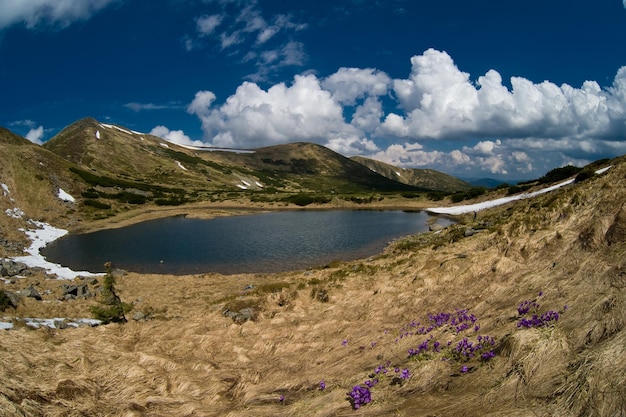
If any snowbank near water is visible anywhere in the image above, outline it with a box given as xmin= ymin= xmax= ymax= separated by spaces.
xmin=2 ymin=183 xmax=98 ymax=279
xmin=12 ymin=220 xmax=101 ymax=279
xmin=427 ymin=166 xmax=612 ymax=215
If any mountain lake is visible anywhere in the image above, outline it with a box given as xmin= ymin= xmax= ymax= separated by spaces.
xmin=41 ymin=210 xmax=454 ymax=275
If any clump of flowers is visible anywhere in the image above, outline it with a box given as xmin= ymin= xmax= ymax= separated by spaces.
xmin=516 ymin=292 xmax=564 ymax=329
xmin=451 ymin=335 xmax=496 ymax=363
xmin=347 ymin=385 xmax=372 ymax=409
xmin=425 ymin=309 xmax=478 ymax=334
xmin=517 ymin=299 xmax=540 ymax=315
xmin=407 ymin=339 xmax=431 ymax=359
xmin=517 ymin=310 xmax=560 ymax=328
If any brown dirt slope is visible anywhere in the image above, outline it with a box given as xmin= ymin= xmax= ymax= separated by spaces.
xmin=1 ymin=158 xmax=625 ymax=416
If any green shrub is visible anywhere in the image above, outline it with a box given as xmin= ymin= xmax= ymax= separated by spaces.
xmin=450 ymin=187 xmax=487 ymax=203
xmin=114 ymin=192 xmax=148 ymax=204
xmin=83 ymin=199 xmax=111 ymax=209
xmin=81 ymin=190 xmax=100 ymax=199
xmin=155 ymin=197 xmax=187 ymax=206
xmin=574 ymin=170 xmax=594 ymax=183
xmin=90 ymin=263 xmax=131 ymax=324
xmin=426 ymin=191 xmax=446 ymax=201
xmin=284 ymin=193 xmax=331 ymax=206
xmin=537 ymin=165 xmax=582 ymax=184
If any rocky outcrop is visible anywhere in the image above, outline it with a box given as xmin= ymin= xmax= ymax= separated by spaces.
xmin=18 ymin=285 xmax=42 ymax=301
xmin=0 ymin=237 xmax=23 ymax=254
xmin=223 ymin=307 xmax=256 ymax=323
xmin=0 ymin=290 xmax=20 ymax=310
xmin=61 ymin=283 xmax=92 ymax=300
xmin=0 ymin=259 xmax=27 ymax=277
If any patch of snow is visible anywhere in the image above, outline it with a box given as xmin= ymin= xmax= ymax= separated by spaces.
xmin=0 ymin=322 xmax=13 ymax=330
xmin=241 ymin=180 xmax=250 ymax=187
xmin=426 ymin=166 xmax=612 ymax=215
xmin=236 ymin=184 xmax=247 ymax=190
xmin=57 ymin=188 xmax=75 ymax=203
xmin=175 ymin=161 xmax=188 ymax=171
xmin=395 ymin=171 xmax=401 ymax=176
xmin=131 ymin=130 xmax=144 ymax=135
xmin=112 ymin=125 xmax=133 ymax=135
xmin=95 ymin=130 xmax=100 ymax=139
xmin=176 ymin=143 xmax=256 ymax=153
xmin=160 ymin=143 xmax=170 ymax=148
xmin=99 ymin=123 xmax=133 ymax=135
xmin=5 ymin=208 xmax=25 ymax=219
xmin=12 ymin=220 xmax=101 ymax=279
xmin=1 ymin=183 xmax=9 ymax=196
xmin=19 ymin=317 xmax=102 ymax=329
xmin=255 ymin=181 xmax=263 ymax=188
xmin=595 ymin=165 xmax=612 ymax=175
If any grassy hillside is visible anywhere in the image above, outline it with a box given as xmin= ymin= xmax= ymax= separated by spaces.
xmin=351 ymin=155 xmax=472 ymax=193
xmin=38 ymin=119 xmax=433 ymax=216
xmin=0 ymin=150 xmax=624 ymax=415
xmin=0 ymin=128 xmax=83 ymax=255
xmin=204 ymin=142 xmax=424 ymax=193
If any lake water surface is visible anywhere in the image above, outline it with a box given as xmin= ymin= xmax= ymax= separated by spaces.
xmin=42 ymin=210 xmax=452 ymax=275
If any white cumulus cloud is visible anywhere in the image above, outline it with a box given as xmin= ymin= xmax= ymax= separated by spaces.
xmin=150 ymin=126 xmax=205 ymax=148
xmin=0 ymin=0 xmax=119 ymax=30
xmin=378 ymin=48 xmax=626 ymax=145
xmin=321 ymin=67 xmax=390 ymax=105
xmin=25 ymin=126 xmax=44 ymax=144
xmin=184 ymin=48 xmax=626 ymax=179
xmin=188 ymin=74 xmax=364 ymax=152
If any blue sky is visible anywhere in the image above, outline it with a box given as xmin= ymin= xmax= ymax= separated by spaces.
xmin=1 ymin=0 xmax=625 ymax=180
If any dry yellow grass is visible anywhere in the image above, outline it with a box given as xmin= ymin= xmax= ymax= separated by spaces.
xmin=1 ymin=159 xmax=626 ymax=416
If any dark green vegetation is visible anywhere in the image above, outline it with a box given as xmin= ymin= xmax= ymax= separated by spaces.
xmin=89 ymin=263 xmax=132 ymax=324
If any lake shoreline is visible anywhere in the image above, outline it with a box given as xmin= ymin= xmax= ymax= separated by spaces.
xmin=46 ymin=210 xmax=451 ymax=276
xmin=70 ymin=197 xmax=446 ymax=234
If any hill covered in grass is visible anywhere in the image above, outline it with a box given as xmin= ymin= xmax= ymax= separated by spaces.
xmin=39 ymin=118 xmax=424 ymax=214
xmin=0 ymin=143 xmax=624 ymax=416
xmin=351 ymin=155 xmax=472 ymax=193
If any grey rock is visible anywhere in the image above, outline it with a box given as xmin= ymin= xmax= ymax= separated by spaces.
xmin=2 ymin=291 xmax=21 ymax=309
xmin=20 ymin=285 xmax=42 ymax=301
xmin=223 ymin=307 xmax=256 ymax=323
xmin=132 ymin=311 xmax=146 ymax=321
xmin=61 ymin=283 xmax=91 ymax=300
xmin=0 ymin=259 xmax=28 ymax=277
xmin=53 ymin=319 xmax=68 ymax=329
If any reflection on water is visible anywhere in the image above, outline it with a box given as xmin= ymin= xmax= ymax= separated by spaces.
xmin=42 ymin=210 xmax=453 ymax=275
